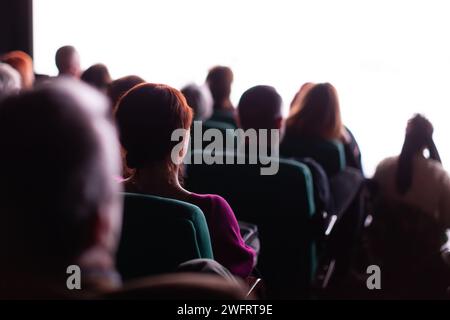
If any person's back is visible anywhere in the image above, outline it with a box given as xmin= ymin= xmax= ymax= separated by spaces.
xmin=374 ymin=114 xmax=450 ymax=229
xmin=0 ymin=79 xmax=123 ymax=299
xmin=375 ymin=156 xmax=450 ymax=224
xmin=115 ymin=83 xmax=255 ymax=278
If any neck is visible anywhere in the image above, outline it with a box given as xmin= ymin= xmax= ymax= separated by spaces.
xmin=216 ymin=99 xmax=233 ymax=110
xmin=126 ymin=162 xmax=189 ymax=200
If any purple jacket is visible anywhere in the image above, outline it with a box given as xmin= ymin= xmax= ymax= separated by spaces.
xmin=188 ymin=193 xmax=256 ymax=278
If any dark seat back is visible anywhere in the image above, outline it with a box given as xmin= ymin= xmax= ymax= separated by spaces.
xmin=281 ymin=137 xmax=346 ymax=177
xmin=185 ymin=151 xmax=316 ymax=298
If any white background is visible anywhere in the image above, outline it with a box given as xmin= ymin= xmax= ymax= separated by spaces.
xmin=33 ymin=0 xmax=450 ymax=176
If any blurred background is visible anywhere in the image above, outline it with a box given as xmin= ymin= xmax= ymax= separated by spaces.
xmin=4 ymin=0 xmax=450 ymax=175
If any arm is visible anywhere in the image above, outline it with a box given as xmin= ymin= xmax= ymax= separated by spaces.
xmin=208 ymin=195 xmax=256 ymax=278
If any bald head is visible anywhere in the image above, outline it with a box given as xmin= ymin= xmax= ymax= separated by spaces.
xmin=0 ymin=79 xmax=122 ymax=272
xmin=55 ymin=46 xmax=81 ymax=77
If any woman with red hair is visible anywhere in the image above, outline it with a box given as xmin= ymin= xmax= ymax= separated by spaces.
xmin=115 ymin=83 xmax=256 ymax=278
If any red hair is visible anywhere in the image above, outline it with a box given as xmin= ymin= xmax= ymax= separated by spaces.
xmin=115 ymin=83 xmax=193 ymax=169
xmin=1 ymin=51 xmax=34 ymax=89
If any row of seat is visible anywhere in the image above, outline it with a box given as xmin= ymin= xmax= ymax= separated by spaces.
xmin=116 ymin=120 xmax=356 ymax=299
xmin=195 ymin=119 xmax=346 ymax=177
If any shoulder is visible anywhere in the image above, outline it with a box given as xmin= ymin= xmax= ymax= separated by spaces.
xmin=374 ymin=156 xmax=398 ymax=176
xmin=189 ymin=193 xmax=233 ymax=213
xmin=422 ymin=158 xmax=450 ymax=185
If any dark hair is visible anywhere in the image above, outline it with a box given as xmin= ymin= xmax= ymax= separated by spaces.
xmin=116 ymin=83 xmax=193 ymax=169
xmin=206 ymin=66 xmax=233 ymax=109
xmin=286 ymin=83 xmax=343 ymax=140
xmin=81 ymin=64 xmax=111 ymax=91
xmin=107 ymin=75 xmax=145 ymax=110
xmin=0 ymin=82 xmax=114 ymax=266
xmin=237 ymin=85 xmax=282 ymax=130
xmin=181 ymin=84 xmax=212 ymax=121
xmin=396 ymin=115 xmax=439 ymax=194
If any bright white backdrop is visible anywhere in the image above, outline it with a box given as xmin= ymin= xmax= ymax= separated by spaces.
xmin=33 ymin=0 xmax=450 ymax=175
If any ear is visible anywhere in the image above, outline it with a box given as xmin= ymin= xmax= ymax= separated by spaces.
xmin=179 ymin=129 xmax=191 ymax=160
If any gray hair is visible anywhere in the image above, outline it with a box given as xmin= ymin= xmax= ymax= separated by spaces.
xmin=0 ymin=63 xmax=21 ymax=100
xmin=181 ymin=83 xmax=213 ymax=121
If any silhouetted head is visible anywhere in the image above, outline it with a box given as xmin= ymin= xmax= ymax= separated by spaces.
xmin=181 ymin=83 xmax=213 ymax=121
xmin=55 ymin=45 xmax=81 ymax=78
xmin=107 ymin=75 xmax=145 ymax=111
xmin=0 ymin=79 xmax=122 ymax=276
xmin=1 ymin=50 xmax=34 ymax=89
xmin=237 ymin=85 xmax=283 ymax=131
xmin=206 ymin=66 xmax=234 ymax=110
xmin=396 ymin=114 xmax=436 ymax=194
xmin=116 ymin=83 xmax=193 ymax=170
xmin=81 ymin=64 xmax=112 ymax=93
xmin=286 ymin=83 xmax=343 ymax=140
xmin=0 ymin=63 xmax=21 ymax=101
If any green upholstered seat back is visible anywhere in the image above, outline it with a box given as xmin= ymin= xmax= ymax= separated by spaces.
xmin=117 ymin=193 xmax=213 ymax=281
xmin=281 ymin=137 xmax=346 ymax=177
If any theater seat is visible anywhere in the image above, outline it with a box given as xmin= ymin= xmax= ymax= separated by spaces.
xmin=117 ymin=193 xmax=214 ymax=281
xmin=185 ymin=151 xmax=316 ymax=299
xmin=280 ymin=137 xmax=346 ymax=177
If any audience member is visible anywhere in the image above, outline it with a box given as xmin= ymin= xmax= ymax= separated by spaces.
xmin=55 ymin=45 xmax=82 ymax=78
xmin=237 ymin=85 xmax=332 ymax=220
xmin=115 ymin=83 xmax=256 ymax=278
xmin=1 ymin=50 xmax=35 ymax=89
xmin=205 ymin=66 xmax=236 ymax=127
xmin=283 ymin=83 xmax=363 ymax=172
xmin=0 ymin=79 xmax=123 ymax=299
xmin=374 ymin=114 xmax=450 ymax=229
xmin=81 ymin=63 xmax=112 ymax=93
